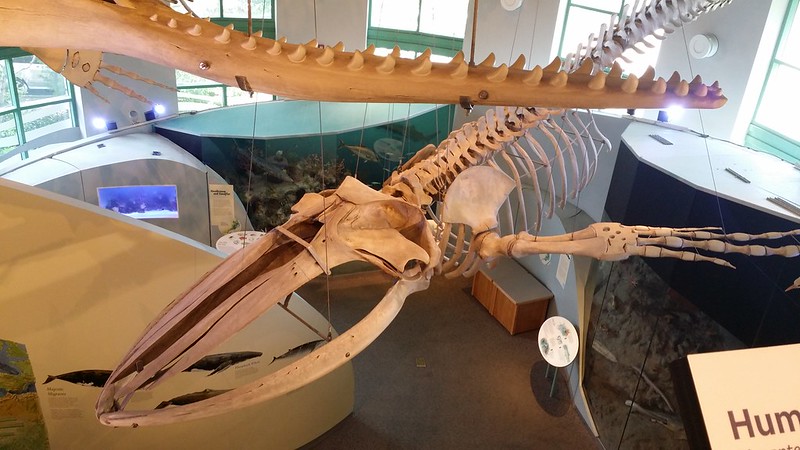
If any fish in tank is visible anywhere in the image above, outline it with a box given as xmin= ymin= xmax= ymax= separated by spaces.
xmin=97 ymin=185 xmax=179 ymax=219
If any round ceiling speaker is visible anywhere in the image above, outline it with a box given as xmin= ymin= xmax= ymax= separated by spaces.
xmin=501 ymin=0 xmax=524 ymax=11
xmin=689 ymin=34 xmax=719 ymax=59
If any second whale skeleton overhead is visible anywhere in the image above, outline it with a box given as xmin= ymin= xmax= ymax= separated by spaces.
xmin=2 ymin=0 xmax=796 ymax=429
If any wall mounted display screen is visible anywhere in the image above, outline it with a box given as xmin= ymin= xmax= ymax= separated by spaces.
xmin=97 ymin=185 xmax=179 ymax=219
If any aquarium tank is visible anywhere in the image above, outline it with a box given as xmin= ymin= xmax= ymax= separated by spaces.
xmin=97 ymin=185 xmax=179 ymax=219
xmin=157 ymin=102 xmax=455 ymax=231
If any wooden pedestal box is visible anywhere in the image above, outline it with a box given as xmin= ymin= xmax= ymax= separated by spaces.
xmin=471 ymin=258 xmax=553 ymax=335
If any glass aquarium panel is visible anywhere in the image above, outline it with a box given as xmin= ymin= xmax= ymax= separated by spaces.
xmin=0 ymin=112 xmax=19 ymax=155
xmin=371 ymin=0 xmax=420 ymax=31
xmin=20 ymin=103 xmax=72 ymax=142
xmin=224 ymin=0 xmax=272 ymax=19
xmin=419 ymin=0 xmax=468 ymax=38
xmin=178 ymin=87 xmax=225 ymax=112
xmin=170 ymin=0 xmax=220 ymax=17
xmin=585 ymin=258 xmax=744 ymax=449
xmin=560 ymin=7 xmax=614 ymax=57
xmin=755 ymin=64 xmax=800 ymax=142
xmin=197 ymin=105 xmax=454 ymax=231
xmin=98 ymin=185 xmax=179 ymax=219
xmin=12 ymin=55 xmax=69 ymax=107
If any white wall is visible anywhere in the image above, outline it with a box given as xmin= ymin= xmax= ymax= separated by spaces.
xmin=78 ymin=54 xmax=178 ymax=138
xmin=654 ymin=0 xmax=789 ymax=142
xmin=275 ymin=0 xmax=368 ymax=50
xmin=464 ymin=0 xmax=564 ymax=68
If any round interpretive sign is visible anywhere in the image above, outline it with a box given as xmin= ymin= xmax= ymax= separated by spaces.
xmin=537 ymin=316 xmax=579 ymax=367
xmin=215 ymin=231 xmax=266 ymax=255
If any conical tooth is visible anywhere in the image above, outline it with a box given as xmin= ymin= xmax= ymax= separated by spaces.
xmin=411 ymin=49 xmax=432 ymax=76
xmin=267 ymin=40 xmax=282 ymax=55
xmin=333 ymin=41 xmax=345 ymax=52
xmin=608 ymin=62 xmax=623 ymax=78
xmin=651 ymin=77 xmax=667 ymax=94
xmin=575 ymin=61 xmax=593 ymax=75
xmin=548 ymin=71 xmax=568 ymax=87
xmin=621 ymin=74 xmax=639 ymax=93
xmin=449 ymin=51 xmax=468 ymax=79
xmin=640 ymin=66 xmax=656 ymax=81
xmin=215 ymin=26 xmax=231 ymax=43
xmin=376 ymin=55 xmax=396 ymax=74
xmin=691 ymin=83 xmax=708 ymax=97
xmin=305 ymin=38 xmax=317 ymax=47
xmin=689 ymin=75 xmax=707 ymax=96
xmin=667 ymin=71 xmax=681 ymax=88
xmin=316 ymin=47 xmax=335 ymax=65
xmin=348 ymin=50 xmax=364 ymax=71
xmin=588 ymin=71 xmax=607 ymax=90
xmin=168 ymin=18 xmax=178 ymax=28
xmin=523 ymin=65 xmax=543 ymax=85
xmin=478 ymin=53 xmax=495 ymax=67
xmin=364 ymin=44 xmax=376 ymax=55
xmin=510 ymin=54 xmax=526 ymax=70
xmin=288 ymin=44 xmax=306 ymax=62
xmin=487 ymin=64 xmax=509 ymax=82
xmin=253 ymin=30 xmax=263 ymax=38
xmin=709 ymin=80 xmax=723 ymax=97
xmin=543 ymin=57 xmax=562 ymax=73
xmin=675 ymin=80 xmax=690 ymax=96
xmin=204 ymin=17 xmax=211 ymax=22
xmin=242 ymin=36 xmax=257 ymax=50
xmin=187 ymin=24 xmax=202 ymax=36
xmin=278 ymin=36 xmax=288 ymax=43
xmin=149 ymin=14 xmax=158 ymax=22
xmin=391 ymin=46 xmax=401 ymax=58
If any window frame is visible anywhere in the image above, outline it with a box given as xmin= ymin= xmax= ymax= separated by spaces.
xmin=0 ymin=47 xmax=78 ymax=160
xmin=746 ymin=0 xmax=800 ymax=163
xmin=174 ymin=1 xmax=277 ymax=112
xmin=557 ymin=1 xmax=624 ymax=59
xmin=367 ymin=0 xmax=467 ymax=58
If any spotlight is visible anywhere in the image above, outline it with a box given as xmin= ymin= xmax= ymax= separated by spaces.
xmin=667 ymin=105 xmax=685 ymax=121
xmin=92 ymin=117 xmax=107 ymax=130
xmin=154 ymin=104 xmax=166 ymax=116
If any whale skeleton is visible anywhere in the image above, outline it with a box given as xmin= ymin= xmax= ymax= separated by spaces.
xmin=1 ymin=0 xmax=797 ymax=426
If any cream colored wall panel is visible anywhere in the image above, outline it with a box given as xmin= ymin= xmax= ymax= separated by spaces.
xmin=0 ymin=179 xmax=353 ymax=449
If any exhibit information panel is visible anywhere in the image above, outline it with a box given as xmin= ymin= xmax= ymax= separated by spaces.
xmin=687 ymin=343 xmax=800 ymax=449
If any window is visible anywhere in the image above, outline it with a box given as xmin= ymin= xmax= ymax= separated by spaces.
xmin=747 ymin=0 xmax=800 ymax=163
xmin=368 ymin=0 xmax=469 ymax=60
xmin=558 ymin=1 xmax=662 ymax=77
xmin=175 ymin=71 xmax=274 ymax=113
xmin=169 ymin=0 xmax=273 ymax=22
xmin=170 ymin=0 xmax=276 ymax=112
xmin=0 ymin=49 xmax=77 ymax=158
